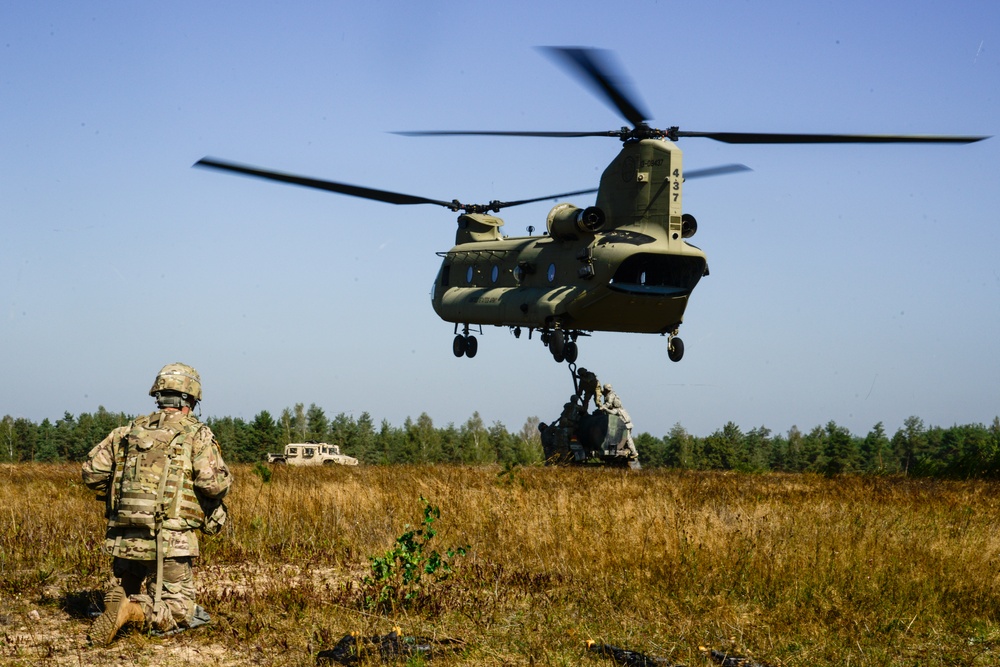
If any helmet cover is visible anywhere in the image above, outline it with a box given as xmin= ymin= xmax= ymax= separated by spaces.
xmin=149 ymin=363 xmax=202 ymax=402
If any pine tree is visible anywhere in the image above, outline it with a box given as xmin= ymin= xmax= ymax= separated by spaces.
xmin=894 ymin=416 xmax=928 ymax=474
xmin=251 ymin=410 xmax=281 ymax=460
xmin=702 ymin=422 xmax=742 ymax=470
xmin=662 ymin=422 xmax=691 ymax=468
xmin=488 ymin=421 xmax=512 ymax=464
xmin=823 ymin=421 xmax=855 ymax=476
xmin=744 ymin=426 xmax=772 ymax=472
xmin=353 ymin=412 xmax=377 ymax=463
xmin=860 ymin=422 xmax=891 ymax=473
xmin=801 ymin=425 xmax=826 ymax=472
xmin=306 ymin=404 xmax=329 ymax=442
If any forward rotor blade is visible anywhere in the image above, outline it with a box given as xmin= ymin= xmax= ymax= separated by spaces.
xmin=684 ymin=164 xmax=752 ymax=179
xmin=499 ymin=188 xmax=598 ymax=209
xmin=393 ymin=130 xmax=620 ymax=138
xmin=540 ymin=47 xmax=650 ymax=128
xmin=195 ymin=157 xmax=458 ymax=208
xmin=675 ymin=131 xmax=989 ymax=144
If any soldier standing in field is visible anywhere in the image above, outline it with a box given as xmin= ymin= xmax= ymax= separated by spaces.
xmin=82 ymin=363 xmax=232 ymax=645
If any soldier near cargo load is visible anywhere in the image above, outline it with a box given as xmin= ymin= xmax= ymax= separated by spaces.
xmin=558 ymin=395 xmax=583 ymax=427
xmin=552 ymin=396 xmax=582 ymax=458
xmin=575 ymin=367 xmax=603 ymax=411
xmin=540 ymin=396 xmax=586 ymax=463
xmin=601 ymin=383 xmax=620 ymax=414
xmin=82 ymin=363 xmax=232 ymax=645
xmin=601 ymin=383 xmax=639 ymax=462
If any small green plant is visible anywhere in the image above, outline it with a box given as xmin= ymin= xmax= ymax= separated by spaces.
xmin=496 ymin=461 xmax=524 ymax=488
xmin=361 ymin=496 xmax=468 ymax=612
xmin=252 ymin=461 xmax=272 ymax=483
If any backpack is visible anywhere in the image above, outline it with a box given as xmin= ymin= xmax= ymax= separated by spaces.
xmin=108 ymin=411 xmax=203 ymax=530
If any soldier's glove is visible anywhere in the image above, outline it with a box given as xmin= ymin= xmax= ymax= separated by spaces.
xmin=201 ymin=499 xmax=229 ymax=536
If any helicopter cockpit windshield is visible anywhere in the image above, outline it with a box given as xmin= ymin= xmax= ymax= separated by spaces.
xmin=609 ymin=253 xmax=707 ymax=296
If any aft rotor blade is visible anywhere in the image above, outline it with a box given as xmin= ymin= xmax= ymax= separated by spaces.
xmin=684 ymin=164 xmax=752 ymax=179
xmin=540 ymin=47 xmax=650 ymax=128
xmin=675 ymin=131 xmax=990 ymax=144
xmin=195 ymin=158 xmax=458 ymax=208
xmin=499 ymin=188 xmax=599 ymax=209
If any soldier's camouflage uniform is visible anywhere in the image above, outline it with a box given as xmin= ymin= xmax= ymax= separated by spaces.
xmin=576 ymin=368 xmax=603 ymax=411
xmin=602 ymin=390 xmax=639 ymax=461
xmin=82 ymin=409 xmax=231 ymax=631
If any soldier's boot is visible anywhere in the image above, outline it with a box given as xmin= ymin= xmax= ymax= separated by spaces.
xmin=88 ymin=586 xmax=146 ymax=645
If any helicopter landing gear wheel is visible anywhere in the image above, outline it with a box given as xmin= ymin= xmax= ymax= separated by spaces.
xmin=453 ymin=333 xmax=478 ymax=358
xmin=668 ymin=336 xmax=684 ymax=362
xmin=550 ymin=329 xmax=565 ymax=357
xmin=564 ymin=341 xmax=578 ymax=364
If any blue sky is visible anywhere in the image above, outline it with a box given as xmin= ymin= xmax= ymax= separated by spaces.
xmin=2 ymin=1 xmax=998 ymax=439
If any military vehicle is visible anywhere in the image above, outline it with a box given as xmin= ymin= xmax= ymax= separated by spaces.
xmin=266 ymin=442 xmax=359 ymax=466
xmin=197 ymin=47 xmax=986 ymax=365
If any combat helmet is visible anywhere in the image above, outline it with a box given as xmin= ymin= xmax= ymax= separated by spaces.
xmin=149 ymin=362 xmax=202 ymax=404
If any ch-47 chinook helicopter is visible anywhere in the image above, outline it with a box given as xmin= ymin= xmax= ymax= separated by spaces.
xmin=196 ymin=47 xmax=987 ymax=364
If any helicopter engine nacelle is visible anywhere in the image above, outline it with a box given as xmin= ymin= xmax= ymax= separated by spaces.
xmin=546 ymin=203 xmax=606 ymax=241
xmin=681 ymin=213 xmax=698 ymax=239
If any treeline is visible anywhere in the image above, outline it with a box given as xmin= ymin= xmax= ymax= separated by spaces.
xmin=2 ymin=405 xmax=1000 ymax=478
xmin=637 ymin=417 xmax=1000 ymax=478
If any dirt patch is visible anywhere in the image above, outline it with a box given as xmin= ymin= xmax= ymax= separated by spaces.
xmin=0 ymin=563 xmax=363 ymax=667
xmin=1 ymin=597 xmax=253 ymax=667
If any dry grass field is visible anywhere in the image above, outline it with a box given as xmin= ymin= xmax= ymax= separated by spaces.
xmin=1 ymin=463 xmax=999 ymax=666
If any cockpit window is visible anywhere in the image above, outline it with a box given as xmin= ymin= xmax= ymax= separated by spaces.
xmin=611 ymin=254 xmax=706 ymax=291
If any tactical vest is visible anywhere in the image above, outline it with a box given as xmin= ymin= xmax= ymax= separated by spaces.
xmin=108 ymin=411 xmax=205 ymax=531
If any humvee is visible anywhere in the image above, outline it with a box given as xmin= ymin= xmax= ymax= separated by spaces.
xmin=266 ymin=442 xmax=359 ymax=466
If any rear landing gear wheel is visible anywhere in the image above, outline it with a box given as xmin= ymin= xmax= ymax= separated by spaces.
xmin=564 ymin=341 xmax=578 ymax=364
xmin=668 ymin=336 xmax=684 ymax=362
xmin=550 ymin=330 xmax=565 ymax=357
xmin=453 ymin=335 xmax=467 ymax=358
xmin=465 ymin=335 xmax=478 ymax=358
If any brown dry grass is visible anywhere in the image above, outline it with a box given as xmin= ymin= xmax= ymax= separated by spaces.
xmin=1 ymin=463 xmax=999 ymax=666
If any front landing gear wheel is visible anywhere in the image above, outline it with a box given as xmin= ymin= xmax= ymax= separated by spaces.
xmin=668 ymin=336 xmax=684 ymax=362
xmin=453 ymin=334 xmax=478 ymax=358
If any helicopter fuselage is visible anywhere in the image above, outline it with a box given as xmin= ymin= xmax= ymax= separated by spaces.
xmin=432 ymin=138 xmax=707 ymax=343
